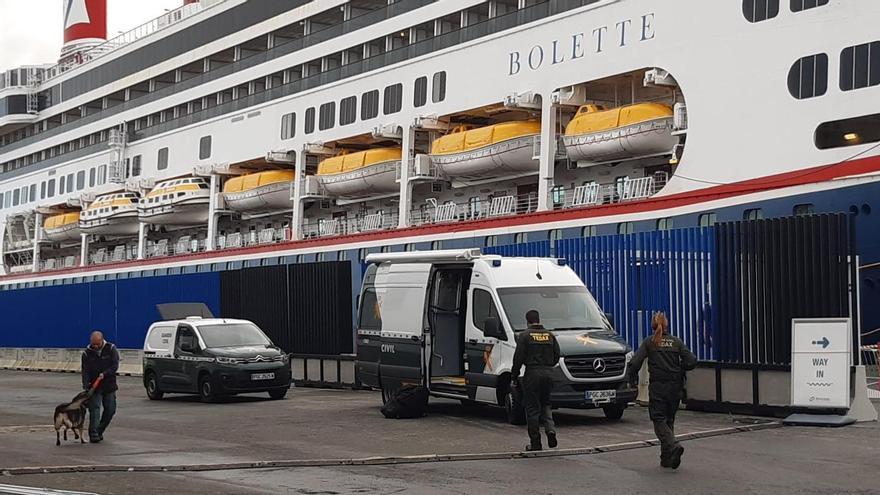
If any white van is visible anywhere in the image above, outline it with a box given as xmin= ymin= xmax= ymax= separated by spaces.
xmin=356 ymin=249 xmax=636 ymax=422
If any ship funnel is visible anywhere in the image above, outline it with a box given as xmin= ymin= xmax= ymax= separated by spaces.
xmin=60 ymin=0 xmax=107 ymax=60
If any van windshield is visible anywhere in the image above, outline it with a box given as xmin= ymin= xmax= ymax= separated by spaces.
xmin=198 ymin=323 xmax=272 ymax=348
xmin=497 ymin=286 xmax=608 ymax=332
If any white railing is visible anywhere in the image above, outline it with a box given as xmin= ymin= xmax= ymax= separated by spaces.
xmin=226 ymin=233 xmax=243 ymax=249
xmin=258 ymin=228 xmax=276 ymax=244
xmin=619 ymin=176 xmax=656 ymax=202
xmin=319 ymin=219 xmax=339 ymax=237
xmin=63 ymin=256 xmax=76 ymax=268
xmin=175 ymin=236 xmax=192 ymax=255
xmin=361 ymin=212 xmax=385 ymax=232
xmin=111 ymin=246 xmax=125 ymax=262
xmin=488 ymin=195 xmax=516 ymax=217
xmin=569 ymin=183 xmax=602 ymax=208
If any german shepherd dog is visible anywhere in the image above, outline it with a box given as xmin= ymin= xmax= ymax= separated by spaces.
xmin=54 ymin=390 xmax=91 ymax=446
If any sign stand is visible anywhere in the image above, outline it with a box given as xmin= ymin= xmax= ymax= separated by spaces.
xmin=784 ymin=318 xmax=856 ymax=427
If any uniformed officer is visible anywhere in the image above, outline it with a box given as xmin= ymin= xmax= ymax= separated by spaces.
xmin=628 ymin=311 xmax=697 ymax=469
xmin=511 ymin=310 xmax=561 ymax=451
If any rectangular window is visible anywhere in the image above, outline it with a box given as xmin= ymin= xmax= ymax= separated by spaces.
xmin=12 ymin=189 xmax=19 ymax=206
xmin=199 ymin=136 xmax=212 ymax=160
xmin=793 ymin=203 xmax=815 ymax=216
xmin=358 ymin=289 xmax=382 ymax=330
xmin=840 ymin=41 xmax=880 ymax=92
xmin=788 ymin=53 xmax=828 ymax=99
xmin=76 ymin=170 xmax=85 ymax=190
xmin=97 ymin=165 xmax=107 ymax=185
xmin=304 ymin=107 xmax=316 ymax=134
xmin=472 ymin=288 xmax=501 ymax=333
xmin=319 ymin=102 xmax=336 ymax=131
xmin=0 ymin=192 xmax=4 ymax=209
xmin=89 ymin=168 xmax=96 ymax=187
xmin=743 ymin=208 xmax=764 ymax=221
xmin=131 ymin=155 xmax=142 ymax=177
xmin=59 ymin=175 xmax=66 ymax=194
xmin=791 ymin=0 xmax=828 ymax=12
xmin=40 ymin=181 xmax=46 ymax=199
xmin=67 ymin=173 xmax=74 ymax=192
xmin=656 ymin=217 xmax=674 ymax=230
xmin=47 ymin=179 xmax=55 ymax=197
xmin=698 ymin=213 xmax=717 ymax=227
xmin=281 ymin=112 xmax=296 ymax=140
xmin=28 ymin=184 xmax=36 ymax=202
xmin=340 ymin=96 xmax=357 ymax=126
xmin=383 ymin=83 xmax=403 ymax=115
xmin=432 ymin=71 xmax=447 ymax=103
xmin=361 ymin=90 xmax=379 ymax=120
xmin=414 ymin=76 xmax=428 ymax=107
xmin=157 ymin=148 xmax=169 ymax=170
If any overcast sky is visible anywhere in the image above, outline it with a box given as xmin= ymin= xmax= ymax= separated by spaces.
xmin=0 ymin=0 xmax=185 ymax=71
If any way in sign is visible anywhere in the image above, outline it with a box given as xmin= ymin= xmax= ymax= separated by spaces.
xmin=812 ymin=357 xmax=829 ymax=378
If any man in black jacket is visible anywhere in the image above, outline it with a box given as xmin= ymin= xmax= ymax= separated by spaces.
xmin=512 ymin=310 xmax=561 ymax=451
xmin=81 ymin=331 xmax=120 ymax=443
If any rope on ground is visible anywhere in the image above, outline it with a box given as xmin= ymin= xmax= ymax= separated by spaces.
xmin=0 ymin=421 xmax=781 ymax=476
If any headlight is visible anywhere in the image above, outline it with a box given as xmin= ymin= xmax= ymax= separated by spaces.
xmin=625 ymin=351 xmax=634 ymax=363
xmin=215 ymin=356 xmax=235 ymax=364
xmin=280 ymin=354 xmax=290 ymax=363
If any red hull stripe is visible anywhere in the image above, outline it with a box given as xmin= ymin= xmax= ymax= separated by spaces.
xmin=5 ymin=155 xmax=880 ymax=281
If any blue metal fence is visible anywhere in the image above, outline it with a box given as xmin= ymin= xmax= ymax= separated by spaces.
xmin=487 ymin=228 xmax=717 ymax=360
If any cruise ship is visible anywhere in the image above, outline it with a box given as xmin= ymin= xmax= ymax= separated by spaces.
xmin=0 ymin=0 xmax=879 ymax=350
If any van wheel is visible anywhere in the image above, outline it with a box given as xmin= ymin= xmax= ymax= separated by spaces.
xmin=268 ymin=388 xmax=288 ymax=400
xmin=504 ymin=387 xmax=527 ymax=425
xmin=199 ymin=374 xmax=218 ymax=403
xmin=145 ymin=372 xmax=163 ymax=400
xmin=603 ymin=404 xmax=625 ymax=421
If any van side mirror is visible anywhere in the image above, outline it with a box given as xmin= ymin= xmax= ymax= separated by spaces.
xmin=483 ymin=317 xmax=506 ymax=341
xmin=604 ymin=312 xmax=615 ymax=328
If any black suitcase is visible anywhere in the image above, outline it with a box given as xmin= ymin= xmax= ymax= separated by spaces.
xmin=381 ymin=384 xmax=429 ymax=419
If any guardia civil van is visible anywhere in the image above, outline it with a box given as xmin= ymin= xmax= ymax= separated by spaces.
xmin=356 ymin=249 xmax=636 ymax=422
xmin=142 ymin=304 xmax=291 ymax=402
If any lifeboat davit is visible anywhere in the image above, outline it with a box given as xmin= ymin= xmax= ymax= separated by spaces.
xmin=43 ymin=212 xmax=81 ymax=242
xmin=563 ymin=103 xmax=677 ymax=164
xmin=80 ymin=192 xmax=140 ymax=236
xmin=317 ymin=148 xmax=401 ymax=197
xmin=139 ymin=177 xmax=210 ymax=226
xmin=223 ymin=170 xmax=295 ymax=212
xmin=429 ymin=121 xmax=541 ymax=180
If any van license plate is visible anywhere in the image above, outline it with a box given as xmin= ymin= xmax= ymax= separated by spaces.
xmin=251 ymin=373 xmax=275 ymax=381
xmin=587 ymin=390 xmax=616 ymax=403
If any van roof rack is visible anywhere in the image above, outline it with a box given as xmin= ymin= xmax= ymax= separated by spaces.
xmin=156 ymin=303 xmax=215 ymax=321
xmin=366 ymin=248 xmax=485 ymax=264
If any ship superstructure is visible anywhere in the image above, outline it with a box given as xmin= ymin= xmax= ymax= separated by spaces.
xmin=0 ymin=0 xmax=879 ymax=333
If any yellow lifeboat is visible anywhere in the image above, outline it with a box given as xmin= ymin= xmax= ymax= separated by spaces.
xmin=563 ymin=103 xmax=677 ymax=164
xmin=223 ymin=170 xmax=295 ymax=212
xmin=139 ymin=177 xmax=211 ymax=226
xmin=43 ymin=212 xmax=81 ymax=242
xmin=317 ymin=148 xmax=401 ymax=197
xmin=429 ymin=120 xmax=541 ymax=180
xmin=80 ymin=192 xmax=140 ymax=236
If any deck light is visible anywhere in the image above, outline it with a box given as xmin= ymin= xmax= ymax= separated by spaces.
xmin=844 ymin=133 xmax=859 ymax=142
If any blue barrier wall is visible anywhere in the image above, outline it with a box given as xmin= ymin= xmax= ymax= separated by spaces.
xmin=0 ymin=273 xmax=220 ymax=349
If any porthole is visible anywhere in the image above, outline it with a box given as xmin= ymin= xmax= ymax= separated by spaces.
xmin=862 ymin=204 xmax=872 ymax=215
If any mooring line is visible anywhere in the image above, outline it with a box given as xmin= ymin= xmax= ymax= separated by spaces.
xmin=0 ymin=422 xmax=781 ymax=476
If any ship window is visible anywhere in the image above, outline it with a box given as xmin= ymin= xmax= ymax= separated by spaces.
xmin=340 ymin=96 xmax=357 ymax=126
xmin=40 ymin=182 xmax=46 ymax=199
xmin=815 ymin=113 xmax=880 ymax=149
xmin=743 ymin=0 xmax=779 ymax=22
xmin=158 ymin=148 xmax=169 ymax=170
xmin=431 ymin=240 xmax=444 ymax=250
xmin=383 ymin=83 xmax=403 ymax=115
xmin=199 ymin=136 xmax=212 ymax=160
xmin=47 ymin=179 xmax=55 ymax=197
xmin=59 ymin=175 xmax=65 ymax=194
xmin=432 ymin=72 xmax=447 ymax=103
xmin=788 ymin=53 xmax=828 ymax=99
xmin=361 ymin=90 xmax=379 ymax=120
xmin=89 ymin=168 xmax=96 ymax=187
xmin=582 ymin=226 xmax=597 ymax=237
xmin=12 ymin=189 xmax=19 ymax=206
xmin=791 ymin=0 xmax=828 ymax=12
xmin=281 ymin=112 xmax=296 ymax=139
xmin=319 ymin=102 xmax=336 ymax=130
xmin=549 ymin=229 xmax=563 ymax=255
xmin=97 ymin=165 xmax=107 ymax=185
xmin=744 ymin=208 xmax=764 ymax=221
xmin=514 ymin=232 xmax=528 ymax=244
xmin=28 ymin=184 xmax=35 ymax=203
xmin=76 ymin=171 xmax=85 ymax=190
xmin=793 ymin=203 xmax=815 ymax=216
xmin=657 ymin=217 xmax=674 ymax=231
xmin=485 ymin=235 xmax=498 ymax=248
xmin=699 ymin=213 xmax=717 ymax=227
xmin=304 ymin=107 xmax=316 ymax=134
xmin=131 ymin=155 xmax=142 ymax=177
xmin=414 ymin=76 xmax=428 ymax=108
xmin=617 ymin=222 xmax=634 ymax=235
xmin=551 ymin=185 xmax=565 ymax=207
xmin=840 ymin=41 xmax=880 ymax=91
xmin=0 ymin=192 xmax=4 ymax=209
xmin=358 ymin=248 xmax=369 ymax=261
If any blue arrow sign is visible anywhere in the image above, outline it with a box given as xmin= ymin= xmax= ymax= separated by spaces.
xmin=811 ymin=337 xmax=830 ymax=349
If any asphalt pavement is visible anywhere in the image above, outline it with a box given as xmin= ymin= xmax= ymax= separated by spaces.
xmin=0 ymin=371 xmax=876 ymax=495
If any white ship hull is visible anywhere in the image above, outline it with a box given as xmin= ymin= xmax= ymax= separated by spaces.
xmin=224 ymin=181 xmax=293 ymax=212
xmin=139 ymin=197 xmax=210 ymax=226
xmin=318 ymin=161 xmax=399 ymax=197
xmin=563 ymin=118 xmax=678 ymax=165
xmin=80 ymin=210 xmax=140 ymax=236
xmin=430 ymin=136 xmax=539 ymax=181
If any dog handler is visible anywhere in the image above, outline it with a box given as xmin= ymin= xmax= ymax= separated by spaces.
xmin=511 ymin=310 xmax=560 ymax=451
xmin=81 ymin=331 xmax=120 ymax=443
xmin=628 ymin=312 xmax=696 ymax=469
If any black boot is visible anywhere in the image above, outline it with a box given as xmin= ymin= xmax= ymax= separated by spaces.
xmin=669 ymin=445 xmax=684 ymax=469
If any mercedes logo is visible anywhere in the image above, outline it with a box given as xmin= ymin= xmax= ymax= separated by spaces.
xmin=592 ymin=358 xmax=606 ymax=374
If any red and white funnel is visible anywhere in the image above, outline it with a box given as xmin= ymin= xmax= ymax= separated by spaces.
xmin=61 ymin=0 xmax=107 ymax=59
